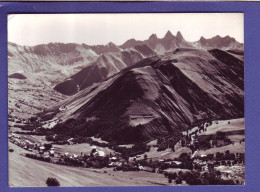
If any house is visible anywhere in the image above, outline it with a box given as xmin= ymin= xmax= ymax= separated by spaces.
xmin=67 ymin=138 xmax=74 ymax=145
xmin=191 ymin=150 xmax=206 ymax=159
xmin=39 ymin=146 xmax=45 ymax=154
xmin=49 ymin=149 xmax=55 ymax=157
xmin=191 ymin=151 xmax=200 ymax=159
xmin=110 ymin=157 xmax=117 ymax=162
xmin=138 ymin=165 xmax=144 ymax=170
xmin=109 ymin=162 xmax=122 ymax=167
xmin=93 ymin=150 xmax=105 ymax=157
xmin=171 ymin=161 xmax=182 ymax=165
xmin=191 ymin=134 xmax=198 ymax=145
xmin=64 ymin=152 xmax=69 ymax=157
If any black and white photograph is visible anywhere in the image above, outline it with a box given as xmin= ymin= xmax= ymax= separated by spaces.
xmin=8 ymin=13 xmax=244 ymax=187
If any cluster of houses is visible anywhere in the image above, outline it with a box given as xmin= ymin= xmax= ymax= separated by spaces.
xmin=8 ymin=116 xmax=30 ymax=126
xmin=9 ymin=133 xmax=36 ymax=151
xmin=8 ymin=132 xmax=55 ymax=156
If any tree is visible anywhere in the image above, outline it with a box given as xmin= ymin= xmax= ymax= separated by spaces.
xmin=207 ymin=154 xmax=214 ymax=161
xmin=225 ymin=150 xmax=230 ymax=159
xmin=227 ymin=161 xmax=231 ymax=166
xmin=91 ymin=148 xmax=96 ymax=154
xmin=30 ymin=116 xmax=37 ymax=122
xmin=46 ymin=177 xmax=60 ymax=187
xmin=44 ymin=143 xmax=52 ymax=151
xmin=176 ymin=176 xmax=183 ymax=184
xmin=179 ymin=153 xmax=190 ymax=162
xmin=216 ymin=132 xmax=225 ymax=140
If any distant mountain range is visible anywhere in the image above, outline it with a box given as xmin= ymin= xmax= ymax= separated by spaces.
xmin=8 ymin=31 xmax=243 ymax=90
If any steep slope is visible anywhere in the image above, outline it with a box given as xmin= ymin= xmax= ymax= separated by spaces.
xmin=46 ymin=48 xmax=244 ymax=144
xmin=54 ymin=44 xmax=156 ymax=95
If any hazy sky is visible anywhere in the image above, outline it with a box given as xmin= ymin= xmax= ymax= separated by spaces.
xmin=8 ymin=13 xmax=244 ymax=46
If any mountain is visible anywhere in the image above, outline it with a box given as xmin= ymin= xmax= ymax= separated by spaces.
xmin=46 ymin=48 xmax=244 ymax=144
xmin=8 ymin=42 xmax=106 ymax=118
xmin=8 ymin=42 xmax=99 ymax=85
xmin=140 ymin=31 xmax=193 ymax=54
xmin=84 ymin=42 xmax=122 ymax=55
xmin=119 ymin=39 xmax=143 ymax=49
xmin=56 ymin=31 xmax=234 ymax=96
xmin=54 ymin=44 xmax=156 ymax=95
xmin=8 ymin=31 xmax=244 ymax=121
xmin=120 ymin=31 xmax=243 ymax=54
xmin=8 ymin=31 xmax=243 ymax=93
xmin=193 ymin=35 xmax=243 ymax=50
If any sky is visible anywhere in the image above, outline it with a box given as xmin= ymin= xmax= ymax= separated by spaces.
xmin=8 ymin=13 xmax=244 ymax=46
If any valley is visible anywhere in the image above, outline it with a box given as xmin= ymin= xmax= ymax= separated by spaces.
xmin=8 ymin=31 xmax=245 ymax=187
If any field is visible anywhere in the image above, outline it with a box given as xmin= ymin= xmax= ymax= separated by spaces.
xmin=138 ymin=118 xmax=245 ymax=161
xmin=200 ymin=118 xmax=244 ymax=135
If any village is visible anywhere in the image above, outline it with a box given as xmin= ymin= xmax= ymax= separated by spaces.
xmin=8 ymin=115 xmax=245 ymax=185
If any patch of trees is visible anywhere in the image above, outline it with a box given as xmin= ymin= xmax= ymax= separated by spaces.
xmin=45 ymin=134 xmax=70 ymax=144
xmin=112 ymin=142 xmax=151 ymax=157
xmin=40 ymin=113 xmax=56 ymax=122
xmin=215 ymin=150 xmax=236 ymax=161
xmin=36 ymin=109 xmax=59 ymax=121
xmin=29 ymin=116 xmax=38 ymax=122
xmin=190 ymin=132 xmax=232 ymax=152
xmin=25 ymin=153 xmax=51 ymax=162
xmin=57 ymin=154 xmax=110 ymax=169
xmin=50 ymin=118 xmax=112 ymax=139
xmin=44 ymin=143 xmax=52 ymax=151
xmin=114 ymin=164 xmax=139 ymax=172
xmin=156 ymin=134 xmax=181 ymax=152
xmin=165 ymin=170 xmax=236 ymax=185
xmin=46 ymin=177 xmax=60 ymax=187
xmin=9 ymin=73 xmax=27 ymax=79
xmin=13 ymin=131 xmax=46 ymax=136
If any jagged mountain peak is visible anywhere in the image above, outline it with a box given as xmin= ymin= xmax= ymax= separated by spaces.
xmin=149 ymin=33 xmax=158 ymax=40
xmin=119 ymin=38 xmax=143 ymax=49
xmin=106 ymin=42 xmax=117 ymax=47
xmin=164 ymin=30 xmax=174 ymax=39
xmin=176 ymin=31 xmax=184 ymax=40
xmin=200 ymin=36 xmax=206 ymax=41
